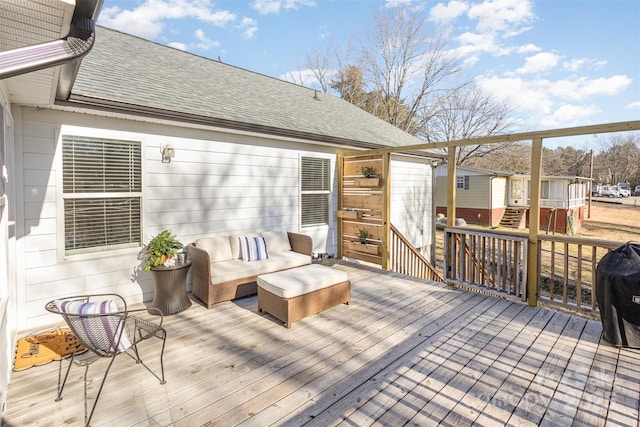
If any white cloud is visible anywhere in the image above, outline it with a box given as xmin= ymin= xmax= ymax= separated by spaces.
xmin=549 ymin=75 xmax=632 ymax=100
xmin=386 ymin=0 xmax=416 ymax=8
xmin=251 ymin=0 xmax=316 ymax=15
xmin=167 ymin=41 xmax=187 ymax=50
xmin=468 ymin=0 xmax=535 ymax=37
xmin=516 ymin=52 xmax=561 ymax=74
xmin=627 ymin=101 xmax=640 ymax=110
xmin=429 ymin=1 xmax=469 ymax=23
xmin=476 ymin=73 xmax=631 ymax=128
xmin=194 ymin=29 xmax=220 ymax=49
xmin=516 ymin=44 xmax=540 ymax=54
xmin=251 ymin=0 xmax=280 ymax=15
xmin=450 ymin=0 xmax=536 ymax=58
xmin=99 ymin=0 xmax=236 ymax=39
xmin=562 ymin=58 xmax=586 ymax=72
xmin=476 ymin=75 xmax=554 ymax=119
xmin=551 ymin=104 xmax=601 ymax=124
xmin=238 ymin=17 xmax=258 ymax=39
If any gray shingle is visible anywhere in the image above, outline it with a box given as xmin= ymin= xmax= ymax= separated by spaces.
xmin=71 ymin=26 xmax=438 ymax=152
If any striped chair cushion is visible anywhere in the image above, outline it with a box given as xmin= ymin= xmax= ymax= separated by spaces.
xmin=240 ymin=236 xmax=269 ymax=262
xmin=56 ymin=299 xmax=132 ymax=353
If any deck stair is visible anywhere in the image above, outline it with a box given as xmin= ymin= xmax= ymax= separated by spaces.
xmin=500 ymin=207 xmax=527 ymax=229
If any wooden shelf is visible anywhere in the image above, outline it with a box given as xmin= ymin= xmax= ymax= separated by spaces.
xmin=337 ymin=210 xmax=361 ymax=220
xmin=345 ymin=241 xmax=380 ymax=255
xmin=354 ymin=177 xmax=380 ymax=187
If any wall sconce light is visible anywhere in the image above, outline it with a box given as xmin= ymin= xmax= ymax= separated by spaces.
xmin=161 ymin=144 xmax=175 ymax=163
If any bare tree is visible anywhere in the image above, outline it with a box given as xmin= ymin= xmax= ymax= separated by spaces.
xmin=466 ymin=142 xmax=531 ymax=173
xmin=330 ymin=64 xmax=368 ymax=107
xmin=594 ymin=133 xmax=640 ymax=185
xmin=423 ymin=85 xmax=516 ymax=164
xmin=291 ymin=3 xmax=518 ymax=164
xmin=288 ymin=40 xmax=355 ymax=93
xmin=359 ymin=5 xmax=460 ymax=135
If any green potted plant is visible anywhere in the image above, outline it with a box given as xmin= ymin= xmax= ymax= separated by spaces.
xmin=357 ymin=228 xmax=371 ymax=244
xmin=141 ymin=230 xmax=184 ymax=271
xmin=355 ymin=166 xmax=380 ymax=187
xmin=360 ymin=166 xmax=376 ymax=178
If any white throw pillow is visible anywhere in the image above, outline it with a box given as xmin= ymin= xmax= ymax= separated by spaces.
xmin=261 ymin=231 xmax=291 ymax=253
xmin=239 ymin=236 xmax=269 ymax=262
xmin=230 ymin=233 xmax=259 ymax=259
xmin=196 ymin=236 xmax=233 ymax=263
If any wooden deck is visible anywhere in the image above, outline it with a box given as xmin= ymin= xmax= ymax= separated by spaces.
xmin=3 ymin=262 xmax=639 ymax=426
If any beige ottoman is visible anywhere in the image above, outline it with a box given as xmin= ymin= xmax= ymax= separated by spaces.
xmin=257 ymin=264 xmax=350 ymax=328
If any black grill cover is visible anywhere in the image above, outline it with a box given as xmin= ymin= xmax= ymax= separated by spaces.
xmin=596 ymin=242 xmax=640 ymax=348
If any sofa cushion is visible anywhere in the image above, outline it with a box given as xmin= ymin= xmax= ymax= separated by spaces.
xmin=230 ymin=233 xmax=259 ymax=259
xmin=261 ymin=231 xmax=292 ymax=253
xmin=257 ymin=264 xmax=349 ymax=299
xmin=240 ymin=236 xmax=269 ymax=262
xmin=196 ymin=236 xmax=233 ymax=263
xmin=210 ymin=251 xmax=311 ymax=285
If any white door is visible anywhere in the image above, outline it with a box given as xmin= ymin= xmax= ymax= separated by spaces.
xmin=509 ymin=177 xmax=525 ymax=206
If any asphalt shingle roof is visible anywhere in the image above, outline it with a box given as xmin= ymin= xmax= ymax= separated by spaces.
xmin=70 ymin=26 xmax=440 ymax=153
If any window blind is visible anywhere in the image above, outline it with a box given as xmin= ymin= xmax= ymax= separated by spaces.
xmin=62 ymin=135 xmax=142 ymax=254
xmin=301 ymin=157 xmax=329 ymax=191
xmin=63 ymin=136 xmax=141 ymax=193
xmin=301 ymin=157 xmax=330 ymax=227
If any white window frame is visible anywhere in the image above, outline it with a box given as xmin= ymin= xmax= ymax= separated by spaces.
xmin=57 ymin=127 xmax=143 ymax=260
xmin=457 ymin=175 xmax=470 ymax=190
xmin=300 ymin=155 xmax=332 ymax=229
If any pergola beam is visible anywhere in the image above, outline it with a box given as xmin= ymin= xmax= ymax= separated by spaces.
xmin=340 ymin=120 xmax=640 ymax=156
xmin=337 ymin=120 xmax=640 ymax=307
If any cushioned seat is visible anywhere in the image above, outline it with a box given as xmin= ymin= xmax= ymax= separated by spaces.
xmin=257 ymin=264 xmax=349 ymax=298
xmin=211 ymin=251 xmax=311 ymax=285
xmin=257 ymin=264 xmax=350 ymax=328
xmin=188 ymin=231 xmax=313 ymax=308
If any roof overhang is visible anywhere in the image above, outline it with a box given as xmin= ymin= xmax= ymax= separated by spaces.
xmin=0 ymin=0 xmax=103 ymax=106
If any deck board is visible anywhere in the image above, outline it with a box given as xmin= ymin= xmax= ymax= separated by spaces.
xmin=3 ymin=261 xmax=639 ymax=427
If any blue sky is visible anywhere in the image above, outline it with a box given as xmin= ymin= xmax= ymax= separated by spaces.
xmin=98 ymin=0 xmax=639 ymax=149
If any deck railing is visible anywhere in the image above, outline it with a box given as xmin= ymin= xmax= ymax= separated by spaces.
xmin=390 ymin=224 xmax=445 ymax=283
xmin=444 ymin=228 xmax=528 ymax=301
xmin=537 ymin=234 xmax=620 ymax=313
xmin=444 ymin=227 xmax=623 ymax=314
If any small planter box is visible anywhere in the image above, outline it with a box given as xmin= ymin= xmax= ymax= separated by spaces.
xmin=354 ymin=177 xmax=380 ymax=187
xmin=346 ymin=241 xmax=380 ymax=255
xmin=337 ymin=210 xmax=361 ymax=220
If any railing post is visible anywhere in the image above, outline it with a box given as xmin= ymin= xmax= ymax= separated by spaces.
xmin=337 ymin=153 xmax=344 ymax=260
xmin=382 ymin=152 xmax=391 ymax=270
xmin=527 ymin=138 xmax=543 ymax=307
xmin=446 ymin=147 xmax=457 ymax=284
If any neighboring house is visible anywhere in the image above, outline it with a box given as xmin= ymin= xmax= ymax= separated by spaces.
xmin=0 ymin=2 xmax=443 ymax=409
xmin=436 ymin=166 xmax=589 ymax=233
xmin=435 ymin=166 xmax=511 ymax=227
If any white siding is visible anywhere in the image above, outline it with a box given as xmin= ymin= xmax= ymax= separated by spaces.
xmin=435 ymin=175 xmax=492 ymax=209
xmin=16 ymin=107 xmax=339 ymax=329
xmin=390 ymin=155 xmax=434 ymax=257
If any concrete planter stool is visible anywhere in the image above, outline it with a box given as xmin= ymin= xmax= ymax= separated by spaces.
xmin=257 ymin=264 xmax=350 ymax=328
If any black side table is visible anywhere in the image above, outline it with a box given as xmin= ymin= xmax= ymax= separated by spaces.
xmin=149 ymin=261 xmax=192 ymax=315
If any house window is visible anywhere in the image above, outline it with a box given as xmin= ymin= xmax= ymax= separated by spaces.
xmin=457 ymin=176 xmax=470 ymax=190
xmin=541 ymin=180 xmax=550 ymax=199
xmin=300 ymin=157 xmax=330 ymax=227
xmin=62 ymin=135 xmax=142 ymax=255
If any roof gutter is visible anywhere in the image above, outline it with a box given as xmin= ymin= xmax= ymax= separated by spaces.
xmin=0 ymin=16 xmax=96 ymax=81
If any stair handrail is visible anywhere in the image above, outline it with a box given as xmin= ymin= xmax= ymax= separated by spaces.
xmin=390 ymin=224 xmax=446 ymax=283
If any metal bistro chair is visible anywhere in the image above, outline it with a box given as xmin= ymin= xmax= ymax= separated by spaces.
xmin=45 ymin=294 xmax=167 ymax=426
